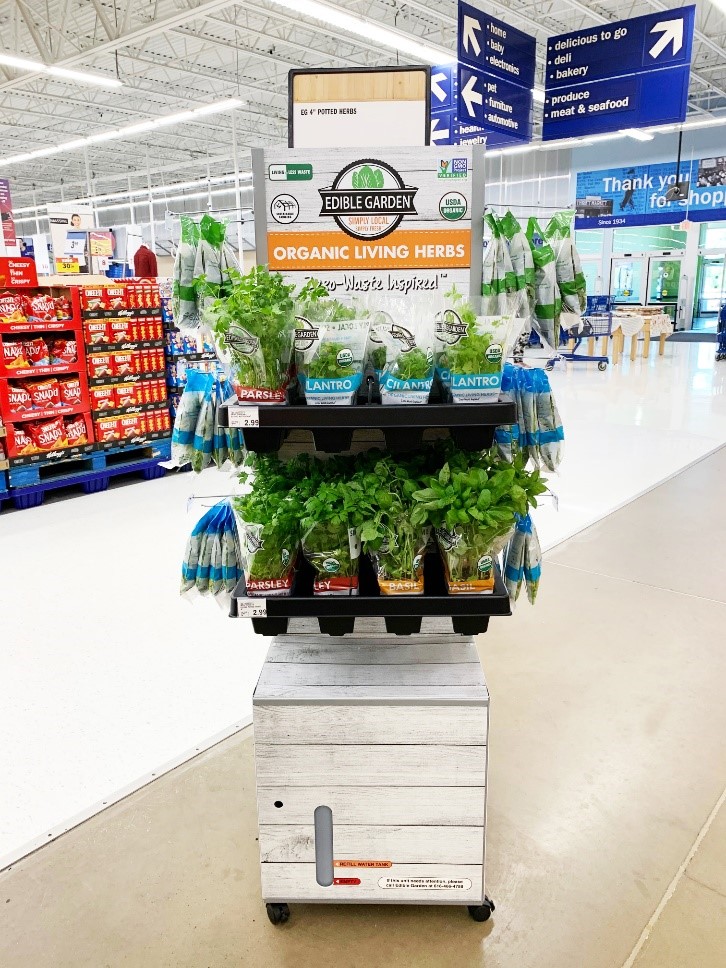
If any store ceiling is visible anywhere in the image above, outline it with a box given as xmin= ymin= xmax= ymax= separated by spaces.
xmin=2 ymin=0 xmax=726 ymax=210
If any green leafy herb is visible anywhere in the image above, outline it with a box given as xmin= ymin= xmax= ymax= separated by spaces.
xmin=306 ymin=341 xmax=352 ymax=378
xmin=394 ymin=348 xmax=432 ymax=381
xmin=352 ymin=165 xmax=384 ymax=189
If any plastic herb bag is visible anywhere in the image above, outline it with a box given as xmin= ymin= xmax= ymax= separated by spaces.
xmin=170 ymin=367 xmax=211 ymax=467
xmin=172 ymin=216 xmax=200 ymax=330
xmin=232 ymin=500 xmax=298 ymax=598
xmin=193 ymin=215 xmax=227 ymax=312
xmin=436 ymin=290 xmax=509 ymax=402
xmin=372 ymin=296 xmax=435 ymax=405
xmin=503 ymin=514 xmax=529 ymax=601
xmin=181 ymin=500 xmax=240 ymax=596
xmin=206 ymin=266 xmax=296 ymax=404
xmin=295 ymin=285 xmax=371 ymax=406
xmin=524 ymin=515 xmax=542 ymax=604
xmin=367 ymin=525 xmax=430 ymax=595
xmin=545 ymin=211 xmax=587 ymax=315
xmin=533 ymin=367 xmax=564 ymax=472
xmin=482 ymin=212 xmax=516 ymax=316
xmin=520 ymin=368 xmax=540 ymax=469
xmin=526 ymin=217 xmax=561 ymax=351
xmin=300 ymin=474 xmax=362 ymax=594
xmin=494 ymin=362 xmax=520 ymax=462
xmin=191 ymin=371 xmax=217 ymax=473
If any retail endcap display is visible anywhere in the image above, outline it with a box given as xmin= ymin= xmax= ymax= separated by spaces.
xmin=232 ymin=443 xmax=546 ymax=599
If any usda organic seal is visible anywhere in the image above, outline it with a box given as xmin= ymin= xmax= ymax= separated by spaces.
xmin=485 ymin=343 xmax=503 ymax=365
xmin=477 ymin=554 xmax=493 ymax=576
xmin=336 ymin=348 xmax=353 ymax=368
xmin=323 ymin=558 xmax=340 ymax=573
xmin=439 ymin=192 xmax=468 ymax=221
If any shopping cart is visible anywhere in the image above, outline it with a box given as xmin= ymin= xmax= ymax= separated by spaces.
xmin=547 ymin=296 xmax=613 ymax=371
xmin=717 ymin=302 xmax=726 ymax=362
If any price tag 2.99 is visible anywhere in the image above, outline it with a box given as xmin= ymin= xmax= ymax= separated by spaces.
xmin=228 ymin=406 xmax=260 ymax=429
xmin=238 ymin=598 xmax=267 ymax=618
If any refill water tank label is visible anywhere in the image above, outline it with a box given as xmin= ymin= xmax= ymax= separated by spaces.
xmin=335 ymin=860 xmax=392 ymax=868
xmin=378 ymin=876 xmax=473 ymax=890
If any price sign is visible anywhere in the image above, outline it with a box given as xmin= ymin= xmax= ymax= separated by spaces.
xmin=238 ymin=598 xmax=267 ymax=618
xmin=228 ymin=406 xmax=260 ymax=428
xmin=55 ymin=259 xmax=80 ymax=273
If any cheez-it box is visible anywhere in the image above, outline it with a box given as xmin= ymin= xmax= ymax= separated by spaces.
xmin=87 ymin=354 xmax=114 ymax=378
xmin=90 ymin=385 xmax=116 ymax=411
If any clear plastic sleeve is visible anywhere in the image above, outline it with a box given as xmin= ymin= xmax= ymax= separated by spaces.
xmin=295 ymin=300 xmax=371 ymax=406
xmin=302 ymin=521 xmax=361 ymax=595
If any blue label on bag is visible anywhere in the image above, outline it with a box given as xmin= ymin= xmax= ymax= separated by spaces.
xmin=450 ymin=370 xmax=502 ymax=402
xmin=301 ymin=373 xmax=363 ymax=405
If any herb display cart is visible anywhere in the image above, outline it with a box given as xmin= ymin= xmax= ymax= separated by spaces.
xmin=224 ymin=142 xmax=512 ymax=926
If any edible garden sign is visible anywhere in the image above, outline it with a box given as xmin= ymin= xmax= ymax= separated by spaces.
xmin=252 ymin=145 xmax=484 ymax=303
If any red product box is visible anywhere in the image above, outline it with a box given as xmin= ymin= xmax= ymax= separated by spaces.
xmin=84 ymin=320 xmax=109 ymax=345
xmin=153 ymin=348 xmax=164 ymax=371
xmin=112 ymin=351 xmax=134 ymax=376
xmin=127 ymin=320 xmax=140 ymax=342
xmin=94 ymin=416 xmax=122 ymax=442
xmin=135 ymin=319 xmax=149 ymax=341
xmin=80 ymin=287 xmax=107 ymax=312
xmin=58 ymin=377 xmax=83 ymax=407
xmin=104 ymin=286 xmax=127 ymax=311
xmin=87 ymin=353 xmax=114 ymax=378
xmin=108 ymin=319 xmax=133 ymax=343
xmin=6 ymin=382 xmax=33 ymax=413
xmin=119 ymin=414 xmax=142 ymax=438
xmin=89 ymin=385 xmax=116 ymax=410
xmin=124 ymin=283 xmax=138 ymax=309
xmin=136 ymin=348 xmax=148 ymax=374
xmin=115 ymin=382 xmax=140 ymax=408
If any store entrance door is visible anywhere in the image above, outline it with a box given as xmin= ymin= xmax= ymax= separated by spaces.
xmin=610 ymin=257 xmax=647 ymax=305
xmin=646 ymin=256 xmax=683 ymax=324
xmin=694 ymin=256 xmax=725 ymax=329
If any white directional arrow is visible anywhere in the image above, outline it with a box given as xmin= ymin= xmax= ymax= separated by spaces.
xmin=431 ymin=117 xmax=450 ymax=142
xmin=462 ymin=14 xmax=482 ymax=57
xmin=431 ymin=71 xmax=448 ymax=103
xmin=461 ymin=74 xmax=483 ymax=119
xmin=649 ymin=18 xmax=684 ymax=59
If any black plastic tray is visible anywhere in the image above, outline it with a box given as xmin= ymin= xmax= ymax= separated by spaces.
xmin=218 ymin=380 xmax=515 ymax=453
xmin=230 ymin=553 xmax=511 ymax=636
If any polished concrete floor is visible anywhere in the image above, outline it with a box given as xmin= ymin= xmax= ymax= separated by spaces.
xmin=2 ymin=447 xmax=725 ymax=967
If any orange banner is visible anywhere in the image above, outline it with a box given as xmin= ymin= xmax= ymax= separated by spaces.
xmin=268 ymin=229 xmax=471 ymax=271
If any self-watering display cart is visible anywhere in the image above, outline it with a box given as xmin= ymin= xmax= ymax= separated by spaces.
xmin=224 ymin=141 xmax=511 ymax=925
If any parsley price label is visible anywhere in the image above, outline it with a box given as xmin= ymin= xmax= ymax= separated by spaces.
xmin=228 ymin=406 xmax=260 ymax=428
xmin=238 ymin=598 xmax=267 ymax=618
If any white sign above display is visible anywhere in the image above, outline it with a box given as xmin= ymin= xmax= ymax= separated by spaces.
xmin=252 ymin=145 xmax=485 ymax=302
xmin=292 ymin=101 xmax=429 ymax=149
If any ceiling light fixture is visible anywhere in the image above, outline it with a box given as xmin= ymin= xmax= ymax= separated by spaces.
xmin=0 ymin=52 xmax=122 ymax=88
xmin=268 ymin=0 xmax=454 ymax=63
xmin=0 ymin=98 xmax=243 ymax=168
xmin=622 ymin=128 xmax=655 ymax=141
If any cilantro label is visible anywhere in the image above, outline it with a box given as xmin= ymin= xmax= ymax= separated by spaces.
xmin=439 ymin=192 xmax=468 ymax=221
xmin=336 ymin=348 xmax=353 ymax=367
xmin=318 ymin=159 xmax=418 ymax=241
xmin=269 ymin=163 xmax=313 ymax=181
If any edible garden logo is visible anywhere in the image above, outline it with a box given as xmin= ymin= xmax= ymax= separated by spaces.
xmin=318 ymin=158 xmax=418 ymax=241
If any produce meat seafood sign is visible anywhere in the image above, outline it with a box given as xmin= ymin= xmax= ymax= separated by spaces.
xmin=252 ymin=146 xmax=484 ymax=301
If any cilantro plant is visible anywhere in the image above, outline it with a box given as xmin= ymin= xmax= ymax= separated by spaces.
xmin=306 ymin=342 xmax=353 ymax=379
xmin=370 ymin=345 xmax=387 ymax=371
xmin=207 ymin=266 xmax=295 ymax=391
xmin=296 ymin=278 xmax=358 ymax=323
xmin=394 ymin=347 xmax=432 ymax=382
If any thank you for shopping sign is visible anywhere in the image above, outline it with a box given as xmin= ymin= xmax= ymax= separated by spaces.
xmin=252 ymin=145 xmax=484 ymax=301
xmin=543 ymin=5 xmax=695 ymax=139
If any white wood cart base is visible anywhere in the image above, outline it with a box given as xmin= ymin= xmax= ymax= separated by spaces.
xmin=253 ymin=634 xmax=495 ymax=924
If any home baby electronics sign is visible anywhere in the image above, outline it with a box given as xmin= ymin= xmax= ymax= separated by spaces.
xmin=543 ymin=5 xmax=695 ymax=140
xmin=252 ymin=145 xmax=484 ymax=300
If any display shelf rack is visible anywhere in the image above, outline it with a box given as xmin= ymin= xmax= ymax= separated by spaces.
xmin=82 ymin=307 xmax=162 ymax=320
xmin=231 ymin=553 xmax=511 ymax=637
xmin=87 ymin=339 xmax=164 ymax=353
xmin=91 ymin=399 xmax=169 ymax=419
xmin=88 ymin=369 xmax=165 ymax=387
xmin=219 ymin=383 xmax=516 ymax=453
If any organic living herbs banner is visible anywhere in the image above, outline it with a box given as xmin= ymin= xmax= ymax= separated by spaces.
xmin=575 ymin=156 xmax=726 ymax=229
xmin=252 ymin=145 xmax=484 ymax=303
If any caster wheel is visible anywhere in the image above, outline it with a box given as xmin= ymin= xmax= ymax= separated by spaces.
xmin=266 ymin=903 xmax=290 ymax=925
xmin=468 ymin=897 xmax=495 ymax=922
xmin=544 ymin=362 xmax=554 ymax=372
xmin=598 ymin=361 xmax=607 ymax=371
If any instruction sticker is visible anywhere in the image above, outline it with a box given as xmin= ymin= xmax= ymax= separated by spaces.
xmin=378 ymin=877 xmax=472 ymax=890
xmin=335 ymin=860 xmax=392 ymax=869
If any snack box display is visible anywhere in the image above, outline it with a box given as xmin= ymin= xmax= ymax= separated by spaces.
xmin=5 ymin=413 xmax=93 ymax=458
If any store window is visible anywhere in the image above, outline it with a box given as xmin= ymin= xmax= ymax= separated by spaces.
xmin=698 ymin=222 xmax=726 ymax=249
xmin=574 ymin=229 xmax=604 ymax=255
xmin=612 ymin=225 xmax=687 ymax=252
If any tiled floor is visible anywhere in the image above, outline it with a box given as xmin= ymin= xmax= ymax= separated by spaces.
xmin=2 ymin=342 xmax=725 ymax=866
xmin=1 ymin=445 xmax=724 ymax=968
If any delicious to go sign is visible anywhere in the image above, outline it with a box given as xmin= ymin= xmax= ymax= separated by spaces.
xmin=253 ymin=146 xmax=484 ymax=299
xmin=575 ymin=156 xmax=726 ymax=228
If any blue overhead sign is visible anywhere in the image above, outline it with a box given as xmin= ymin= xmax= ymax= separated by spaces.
xmin=543 ymin=5 xmax=694 ymax=140
xmin=458 ymin=66 xmax=533 ymax=142
xmin=431 ymin=61 xmax=529 ymax=148
xmin=458 ymin=1 xmax=536 ymax=90
xmin=543 ymin=64 xmax=690 ymax=140
xmin=546 ymin=6 xmax=695 ymax=89
xmin=430 ymin=64 xmax=454 ymax=112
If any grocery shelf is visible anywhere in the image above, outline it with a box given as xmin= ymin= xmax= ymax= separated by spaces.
xmin=230 ymin=553 xmax=511 ymax=637
xmin=91 ymin=400 xmax=169 ymax=419
xmin=218 ymin=383 xmax=516 ymax=453
xmin=86 ymin=339 xmax=164 ymax=353
xmin=88 ymin=369 xmax=165 ymax=387
xmin=82 ymin=308 xmax=162 ymax=319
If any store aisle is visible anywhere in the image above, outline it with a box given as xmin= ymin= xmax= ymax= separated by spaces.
xmin=2 ymin=445 xmax=725 ymax=968
xmin=1 ymin=342 xmax=725 ymax=866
